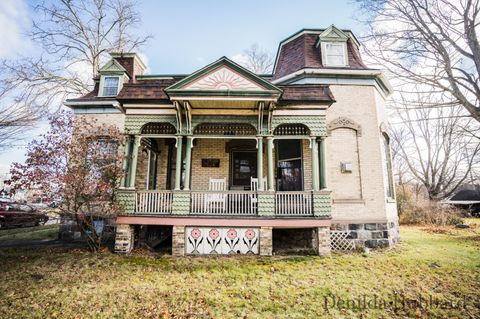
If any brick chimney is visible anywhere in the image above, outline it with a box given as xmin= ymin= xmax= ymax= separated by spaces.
xmin=110 ymin=52 xmax=147 ymax=82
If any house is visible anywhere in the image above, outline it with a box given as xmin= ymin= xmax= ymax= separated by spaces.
xmin=65 ymin=25 xmax=399 ymax=255
xmin=443 ymin=185 xmax=480 ymax=216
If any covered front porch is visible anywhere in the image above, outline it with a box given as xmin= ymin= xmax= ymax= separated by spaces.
xmin=116 ymin=57 xmax=332 ymax=219
xmin=118 ymin=122 xmax=329 ymax=217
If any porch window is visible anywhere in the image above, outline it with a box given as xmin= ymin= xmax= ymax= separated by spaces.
xmin=276 ymin=139 xmax=303 ymax=191
xmin=102 ymin=76 xmax=120 ymax=96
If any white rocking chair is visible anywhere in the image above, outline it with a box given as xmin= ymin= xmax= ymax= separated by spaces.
xmin=205 ymin=178 xmax=227 ymax=213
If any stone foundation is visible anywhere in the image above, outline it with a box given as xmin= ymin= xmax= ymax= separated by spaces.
xmin=259 ymin=227 xmax=273 ymax=256
xmin=314 ymin=226 xmax=331 ymax=255
xmin=172 ymin=225 xmax=185 ymax=256
xmin=114 ymin=224 xmax=135 ymax=253
xmin=331 ymin=221 xmax=400 ymax=248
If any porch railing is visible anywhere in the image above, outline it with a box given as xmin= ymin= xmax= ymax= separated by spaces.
xmin=135 ymin=191 xmax=173 ymax=214
xmin=275 ymin=191 xmax=312 ymax=216
xmin=191 ymin=191 xmax=257 ymax=215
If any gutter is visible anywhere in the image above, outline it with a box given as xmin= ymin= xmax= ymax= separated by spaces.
xmin=64 ymin=99 xmax=124 ymax=113
xmin=271 ymin=68 xmax=393 ymax=96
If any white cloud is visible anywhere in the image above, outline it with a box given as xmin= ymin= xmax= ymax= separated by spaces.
xmin=0 ymin=0 xmax=29 ymax=58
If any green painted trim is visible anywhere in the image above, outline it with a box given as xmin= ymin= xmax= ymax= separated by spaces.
xmin=165 ymin=57 xmax=282 ymax=93
xmin=319 ymin=139 xmax=327 ymax=189
xmin=311 ymin=138 xmax=320 ymax=191
xmin=174 ymin=139 xmax=183 ymax=190
xmin=116 ymin=189 xmax=136 ymax=215
xmin=191 ymin=115 xmax=258 ymax=133
xmin=257 ymin=138 xmax=264 ymax=189
xmin=312 ymin=191 xmax=332 ymax=217
xmin=183 ymin=137 xmax=193 ymax=190
xmin=129 ymin=137 xmax=141 ymax=188
xmin=167 ymin=89 xmax=281 ymax=98
xmin=124 ymin=115 xmax=177 ymax=134
xmin=99 ymin=59 xmax=127 ymax=74
xmin=266 ymin=138 xmax=275 ymax=191
xmin=272 ymin=115 xmax=327 ymax=136
xmin=172 ymin=192 xmax=191 ymax=215
xmin=257 ymin=192 xmax=275 ymax=216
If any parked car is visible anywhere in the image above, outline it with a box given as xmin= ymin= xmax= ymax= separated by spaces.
xmin=0 ymin=203 xmax=49 ymax=229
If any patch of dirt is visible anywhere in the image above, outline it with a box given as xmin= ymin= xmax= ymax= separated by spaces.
xmin=420 ymin=226 xmax=452 ymax=235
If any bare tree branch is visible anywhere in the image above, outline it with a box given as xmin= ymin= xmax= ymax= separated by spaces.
xmin=356 ymin=0 xmax=480 ymax=122
xmin=0 ymin=0 xmax=151 ymax=150
xmin=241 ymin=44 xmax=274 ymax=74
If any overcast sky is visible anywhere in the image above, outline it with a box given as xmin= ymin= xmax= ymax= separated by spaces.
xmin=0 ymin=0 xmax=365 ymax=173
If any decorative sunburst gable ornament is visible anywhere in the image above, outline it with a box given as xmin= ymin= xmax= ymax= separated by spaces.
xmin=165 ymin=57 xmax=282 ymax=99
xmin=184 ymin=66 xmax=264 ymax=91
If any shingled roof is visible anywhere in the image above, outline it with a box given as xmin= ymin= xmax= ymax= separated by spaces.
xmin=278 ymin=85 xmax=335 ymax=104
xmin=116 ymin=79 xmax=178 ymax=102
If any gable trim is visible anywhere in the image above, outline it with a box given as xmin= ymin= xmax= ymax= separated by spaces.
xmin=165 ymin=57 xmax=282 ymax=95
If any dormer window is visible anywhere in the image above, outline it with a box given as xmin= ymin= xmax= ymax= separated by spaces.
xmin=98 ymin=58 xmax=130 ymax=97
xmin=317 ymin=25 xmax=353 ymax=68
xmin=323 ymin=42 xmax=347 ymax=67
xmin=102 ymin=76 xmax=120 ymax=96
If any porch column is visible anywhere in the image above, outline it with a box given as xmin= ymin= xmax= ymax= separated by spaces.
xmin=120 ymin=136 xmax=132 ymax=187
xmin=311 ymin=137 xmax=320 ymax=191
xmin=183 ymin=136 xmax=193 ymax=191
xmin=174 ymin=136 xmax=183 ymax=190
xmin=266 ymin=136 xmax=275 ymax=191
xmin=257 ymin=137 xmax=264 ymax=190
xmin=319 ymin=137 xmax=327 ymax=189
xmin=128 ymin=136 xmax=141 ymax=188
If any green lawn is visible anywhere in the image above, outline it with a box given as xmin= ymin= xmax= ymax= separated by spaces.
xmin=0 ymin=224 xmax=59 ymax=241
xmin=0 ymin=221 xmax=478 ymax=319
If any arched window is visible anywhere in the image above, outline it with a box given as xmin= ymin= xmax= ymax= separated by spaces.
xmin=141 ymin=122 xmax=176 ymax=135
xmin=382 ymin=133 xmax=395 ymax=199
xmin=274 ymin=124 xmax=310 ymax=136
xmin=193 ymin=123 xmax=256 ymax=135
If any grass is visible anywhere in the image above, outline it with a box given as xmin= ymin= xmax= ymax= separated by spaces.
xmin=0 ymin=221 xmax=478 ymax=318
xmin=0 ymin=224 xmax=59 ymax=241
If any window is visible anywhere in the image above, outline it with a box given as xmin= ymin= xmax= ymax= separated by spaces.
xmin=86 ymin=139 xmax=119 ymax=175
xmin=102 ymin=76 xmax=120 ymax=96
xmin=382 ymin=134 xmax=395 ymax=199
xmin=276 ymin=140 xmax=303 ymax=191
xmin=324 ymin=43 xmax=346 ymax=67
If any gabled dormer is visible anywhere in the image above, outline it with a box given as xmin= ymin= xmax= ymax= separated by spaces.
xmin=98 ymin=59 xmax=130 ymax=97
xmin=316 ymin=25 xmax=350 ymax=67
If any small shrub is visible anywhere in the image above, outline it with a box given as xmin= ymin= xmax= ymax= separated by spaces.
xmin=399 ymin=202 xmax=464 ymax=226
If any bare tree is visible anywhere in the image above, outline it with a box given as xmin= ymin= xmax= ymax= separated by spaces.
xmin=391 ymin=92 xmax=480 ymax=200
xmin=0 ymin=0 xmax=150 ymax=150
xmin=356 ymin=0 xmax=480 ymax=122
xmin=242 ymin=43 xmax=274 ymax=74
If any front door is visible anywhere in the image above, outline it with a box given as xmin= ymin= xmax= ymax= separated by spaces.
xmin=231 ymin=151 xmax=257 ymax=190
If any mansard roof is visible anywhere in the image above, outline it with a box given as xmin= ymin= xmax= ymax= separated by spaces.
xmin=272 ymin=27 xmax=368 ymax=80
